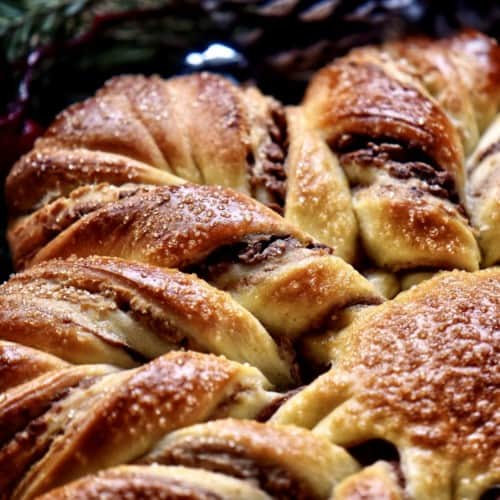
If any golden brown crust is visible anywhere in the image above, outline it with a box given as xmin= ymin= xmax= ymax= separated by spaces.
xmin=384 ymin=31 xmax=500 ymax=154
xmin=0 ymin=341 xmax=68 ymax=393
xmin=332 ymin=462 xmax=404 ymax=500
xmin=467 ymin=114 xmax=500 ymax=266
xmin=300 ymin=31 xmax=500 ymax=272
xmin=273 ymin=268 xmax=500 ymax=499
xmin=0 ymin=351 xmax=275 ymax=498
xmin=0 ymin=256 xmax=294 ymax=386
xmin=140 ymin=419 xmax=359 ymax=499
xmin=7 ymin=34 xmax=498 ymax=273
xmin=284 ymin=107 xmax=358 ymax=262
xmin=1 ymin=32 xmax=499 ymax=500
xmin=5 ymin=72 xmax=363 ymax=261
xmin=441 ymin=30 xmax=500 ymax=133
xmin=353 ymin=180 xmax=480 ymax=271
xmin=0 ymin=364 xmax=116 ymax=450
xmin=6 ymin=145 xmax=184 ymax=215
xmin=23 ymin=184 xmax=305 ymax=269
xmin=6 ymin=184 xmax=381 ymax=350
xmin=37 ymin=465 xmax=272 ymax=500
xmin=8 ymin=183 xmax=153 ymax=270
xmin=303 ymin=51 xmax=464 ymax=186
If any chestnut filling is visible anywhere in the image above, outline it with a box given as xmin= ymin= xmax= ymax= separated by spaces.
xmin=187 ymin=234 xmax=332 ymax=281
xmin=248 ymin=106 xmax=288 ymax=213
xmin=334 ymin=135 xmax=460 ymax=204
xmin=475 ymin=140 xmax=500 ymax=166
xmin=150 ymin=441 xmax=315 ymax=500
xmin=255 ymin=386 xmax=305 ymax=422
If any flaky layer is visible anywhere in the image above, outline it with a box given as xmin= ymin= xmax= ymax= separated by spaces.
xmin=0 ymin=256 xmax=294 ymax=386
xmin=0 ymin=351 xmax=276 ymax=499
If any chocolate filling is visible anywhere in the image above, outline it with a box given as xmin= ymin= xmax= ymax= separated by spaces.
xmin=256 ymin=386 xmax=304 ymax=422
xmin=187 ymin=233 xmax=331 ymax=283
xmin=334 ymin=135 xmax=460 ymax=204
xmin=248 ymin=105 xmax=288 ymax=213
xmin=148 ymin=441 xmax=316 ymax=500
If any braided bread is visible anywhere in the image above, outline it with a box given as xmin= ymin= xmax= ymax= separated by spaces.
xmin=8 ymin=31 xmax=500 ymax=279
xmin=303 ymin=31 xmax=500 ymax=272
xmin=1 ymin=30 xmax=499 ymax=500
xmin=273 ymin=268 xmax=500 ymax=499
xmin=0 ymin=350 xmax=278 ymax=499
xmin=0 ymin=255 xmax=296 ymax=386
xmin=6 ymin=72 xmax=358 ymax=264
xmin=37 ymin=466 xmax=275 ymax=499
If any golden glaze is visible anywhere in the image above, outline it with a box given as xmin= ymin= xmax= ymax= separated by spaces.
xmin=140 ymin=419 xmax=359 ymax=499
xmin=304 ymin=53 xmax=464 ymax=184
xmin=301 ymin=31 xmax=500 ymax=271
xmin=0 ymin=351 xmax=275 ymax=498
xmin=21 ymin=184 xmax=305 ymax=269
xmin=6 ymin=185 xmax=381 ymax=352
xmin=0 ymin=340 xmax=68 ymax=393
xmin=273 ymin=268 xmax=500 ymax=498
xmin=1 ymin=31 xmax=499 ymax=500
xmin=0 ymin=256 xmax=294 ymax=386
xmin=7 ymin=72 xmax=357 ymax=262
xmin=37 ymin=465 xmax=272 ymax=499
xmin=467 ymin=115 xmax=500 ymax=266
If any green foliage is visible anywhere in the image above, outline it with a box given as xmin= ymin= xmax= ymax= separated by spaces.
xmin=0 ymin=0 xmax=189 ymax=63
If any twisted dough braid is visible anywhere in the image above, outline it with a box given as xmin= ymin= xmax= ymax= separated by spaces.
xmin=31 ymin=418 xmax=361 ymax=499
xmin=6 ymin=31 xmax=500 ymax=278
xmin=0 ymin=255 xmax=296 ymax=386
xmin=0 ymin=341 xmax=68 ymax=393
xmin=0 ymin=350 xmax=277 ymax=499
xmin=1 ymin=31 xmax=499 ymax=500
xmin=467 ymin=115 xmax=500 ymax=266
xmin=273 ymin=268 xmax=500 ymax=499
xmin=303 ymin=31 xmax=500 ymax=271
xmin=5 ymin=184 xmax=381 ymax=347
xmin=138 ymin=418 xmax=359 ymax=499
xmin=37 ymin=466 xmax=275 ymax=500
xmin=6 ymin=72 xmax=358 ymax=263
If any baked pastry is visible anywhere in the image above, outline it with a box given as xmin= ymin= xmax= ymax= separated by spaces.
xmin=467 ymin=114 xmax=500 ymax=266
xmin=273 ymin=268 xmax=500 ymax=499
xmin=7 ymin=30 xmax=500 ymax=277
xmin=302 ymin=30 xmax=500 ymax=272
xmin=0 ymin=255 xmax=295 ymax=386
xmin=37 ymin=466 xmax=275 ymax=499
xmin=139 ymin=419 xmax=359 ymax=498
xmin=0 ymin=350 xmax=278 ymax=499
xmin=37 ymin=419 xmax=359 ymax=500
xmin=0 ymin=340 xmax=69 ymax=393
xmin=1 ymin=267 xmax=496 ymax=498
xmin=331 ymin=462 xmax=405 ymax=499
xmin=6 ymin=73 xmax=357 ymax=264
xmin=4 ymin=184 xmax=381 ymax=352
xmin=1 ymin=30 xmax=499 ymax=500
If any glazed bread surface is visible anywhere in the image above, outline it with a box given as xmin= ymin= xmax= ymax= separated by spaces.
xmin=1 ymin=30 xmax=499 ymax=500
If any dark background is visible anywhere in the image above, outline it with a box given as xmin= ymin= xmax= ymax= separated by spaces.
xmin=1 ymin=0 xmax=500 ymax=281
